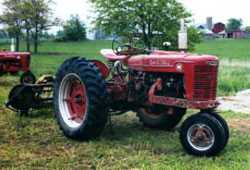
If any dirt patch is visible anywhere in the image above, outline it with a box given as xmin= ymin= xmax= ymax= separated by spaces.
xmin=229 ymin=119 xmax=250 ymax=133
xmin=218 ymin=89 xmax=250 ymax=114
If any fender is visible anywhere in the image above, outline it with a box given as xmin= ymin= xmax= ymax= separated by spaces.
xmin=90 ymin=60 xmax=110 ymax=79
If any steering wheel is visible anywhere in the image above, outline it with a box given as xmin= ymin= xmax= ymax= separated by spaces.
xmin=112 ymin=39 xmax=149 ymax=56
xmin=112 ymin=39 xmax=132 ymax=54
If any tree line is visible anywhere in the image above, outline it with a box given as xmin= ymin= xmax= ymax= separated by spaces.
xmin=0 ymin=0 xmax=202 ymax=52
xmin=0 ymin=0 xmax=56 ymax=53
xmin=90 ymin=0 xmax=201 ymax=50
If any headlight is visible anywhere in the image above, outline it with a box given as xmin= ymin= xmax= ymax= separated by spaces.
xmin=208 ymin=60 xmax=219 ymax=66
xmin=176 ymin=63 xmax=183 ymax=72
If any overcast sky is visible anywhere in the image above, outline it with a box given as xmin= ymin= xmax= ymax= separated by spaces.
xmin=52 ymin=0 xmax=250 ymax=26
xmin=0 ymin=0 xmax=250 ymax=32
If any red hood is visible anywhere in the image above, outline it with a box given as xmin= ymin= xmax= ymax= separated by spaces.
xmin=0 ymin=51 xmax=30 ymax=56
xmin=128 ymin=50 xmax=218 ymax=68
xmin=150 ymin=50 xmax=218 ymax=62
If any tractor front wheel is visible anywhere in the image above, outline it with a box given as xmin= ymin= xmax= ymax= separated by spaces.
xmin=54 ymin=57 xmax=108 ymax=140
xmin=180 ymin=113 xmax=227 ymax=156
xmin=137 ymin=106 xmax=186 ymax=130
xmin=20 ymin=71 xmax=36 ymax=84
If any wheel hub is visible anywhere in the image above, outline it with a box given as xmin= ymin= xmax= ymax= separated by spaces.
xmin=66 ymin=82 xmax=87 ymax=120
xmin=187 ymin=124 xmax=215 ymax=151
xmin=59 ymin=73 xmax=88 ymax=128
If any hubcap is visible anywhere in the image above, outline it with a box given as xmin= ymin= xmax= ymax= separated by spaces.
xmin=187 ymin=123 xmax=215 ymax=151
xmin=59 ymin=73 xmax=88 ymax=129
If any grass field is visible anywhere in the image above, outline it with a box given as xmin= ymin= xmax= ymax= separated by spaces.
xmin=0 ymin=39 xmax=250 ymax=170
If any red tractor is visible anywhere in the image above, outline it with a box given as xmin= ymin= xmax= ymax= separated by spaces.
xmin=0 ymin=51 xmax=36 ymax=84
xmin=52 ymin=42 xmax=229 ymax=156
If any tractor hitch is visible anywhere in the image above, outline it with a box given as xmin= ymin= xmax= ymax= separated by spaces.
xmin=6 ymin=75 xmax=54 ymax=115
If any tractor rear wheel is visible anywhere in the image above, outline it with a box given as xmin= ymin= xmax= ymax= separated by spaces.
xmin=54 ymin=57 xmax=108 ymax=140
xmin=137 ymin=106 xmax=186 ymax=130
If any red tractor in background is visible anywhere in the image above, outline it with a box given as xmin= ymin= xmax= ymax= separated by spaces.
xmin=51 ymin=41 xmax=229 ymax=157
xmin=0 ymin=51 xmax=36 ymax=84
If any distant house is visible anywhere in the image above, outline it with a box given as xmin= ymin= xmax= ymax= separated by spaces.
xmin=212 ymin=23 xmax=226 ymax=34
xmin=227 ymin=29 xmax=245 ymax=39
xmin=196 ymin=18 xmax=227 ymax=39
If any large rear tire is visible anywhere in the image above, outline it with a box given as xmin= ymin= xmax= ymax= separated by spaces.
xmin=137 ymin=106 xmax=186 ymax=130
xmin=54 ymin=57 xmax=108 ymax=140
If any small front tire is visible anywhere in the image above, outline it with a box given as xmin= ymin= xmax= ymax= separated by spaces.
xmin=20 ymin=71 xmax=36 ymax=84
xmin=180 ymin=113 xmax=227 ymax=156
xmin=201 ymin=112 xmax=229 ymax=149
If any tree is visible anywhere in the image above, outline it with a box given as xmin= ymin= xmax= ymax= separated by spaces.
xmin=90 ymin=0 xmax=191 ymax=49
xmin=27 ymin=0 xmax=56 ymax=53
xmin=0 ymin=0 xmax=56 ymax=52
xmin=227 ymin=18 xmax=242 ymax=32
xmin=60 ymin=15 xmax=87 ymax=41
xmin=187 ymin=27 xmax=201 ymax=51
xmin=245 ymin=26 xmax=250 ymax=33
xmin=0 ymin=0 xmax=23 ymax=51
xmin=20 ymin=0 xmax=33 ymax=52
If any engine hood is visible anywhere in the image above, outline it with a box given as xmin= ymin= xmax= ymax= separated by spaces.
xmin=128 ymin=50 xmax=218 ymax=67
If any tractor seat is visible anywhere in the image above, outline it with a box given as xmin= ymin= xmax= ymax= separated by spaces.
xmin=100 ymin=49 xmax=128 ymax=62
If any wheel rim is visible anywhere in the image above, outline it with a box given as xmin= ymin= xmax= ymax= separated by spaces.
xmin=187 ymin=123 xmax=215 ymax=151
xmin=22 ymin=74 xmax=35 ymax=84
xmin=23 ymin=76 xmax=33 ymax=84
xmin=59 ymin=73 xmax=88 ymax=129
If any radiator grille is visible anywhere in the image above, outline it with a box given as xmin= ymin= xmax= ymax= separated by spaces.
xmin=193 ymin=65 xmax=218 ymax=100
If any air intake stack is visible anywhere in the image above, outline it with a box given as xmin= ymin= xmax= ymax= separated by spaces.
xmin=178 ymin=19 xmax=188 ymax=51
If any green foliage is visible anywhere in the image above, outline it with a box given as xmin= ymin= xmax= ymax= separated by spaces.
xmin=91 ymin=0 xmax=193 ymax=50
xmin=0 ymin=0 xmax=56 ymax=52
xmin=55 ymin=30 xmax=65 ymax=42
xmin=0 ymin=0 xmax=24 ymax=51
xmin=56 ymin=15 xmax=86 ymax=42
xmin=226 ymin=18 xmax=243 ymax=32
xmin=245 ymin=26 xmax=250 ymax=33
xmin=187 ymin=27 xmax=201 ymax=51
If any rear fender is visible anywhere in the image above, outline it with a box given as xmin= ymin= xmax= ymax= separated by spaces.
xmin=90 ymin=60 xmax=110 ymax=79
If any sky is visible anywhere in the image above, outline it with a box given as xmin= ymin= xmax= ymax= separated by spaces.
xmin=52 ymin=0 xmax=250 ymax=26
xmin=0 ymin=0 xmax=250 ymax=35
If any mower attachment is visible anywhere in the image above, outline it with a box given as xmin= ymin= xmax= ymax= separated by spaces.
xmin=6 ymin=75 xmax=54 ymax=114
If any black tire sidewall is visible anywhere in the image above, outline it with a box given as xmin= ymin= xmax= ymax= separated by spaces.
xmin=54 ymin=67 xmax=88 ymax=138
xmin=180 ymin=114 xmax=226 ymax=156
xmin=201 ymin=112 xmax=229 ymax=148
xmin=54 ymin=58 xmax=108 ymax=140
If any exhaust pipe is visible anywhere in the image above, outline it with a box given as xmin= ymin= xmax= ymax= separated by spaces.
xmin=178 ymin=19 xmax=188 ymax=51
xmin=10 ymin=38 xmax=15 ymax=52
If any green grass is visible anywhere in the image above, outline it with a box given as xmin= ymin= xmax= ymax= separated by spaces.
xmin=195 ymin=39 xmax=250 ymax=96
xmin=0 ymin=109 xmax=250 ymax=170
xmin=0 ymin=39 xmax=250 ymax=169
xmin=195 ymin=39 xmax=250 ymax=60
